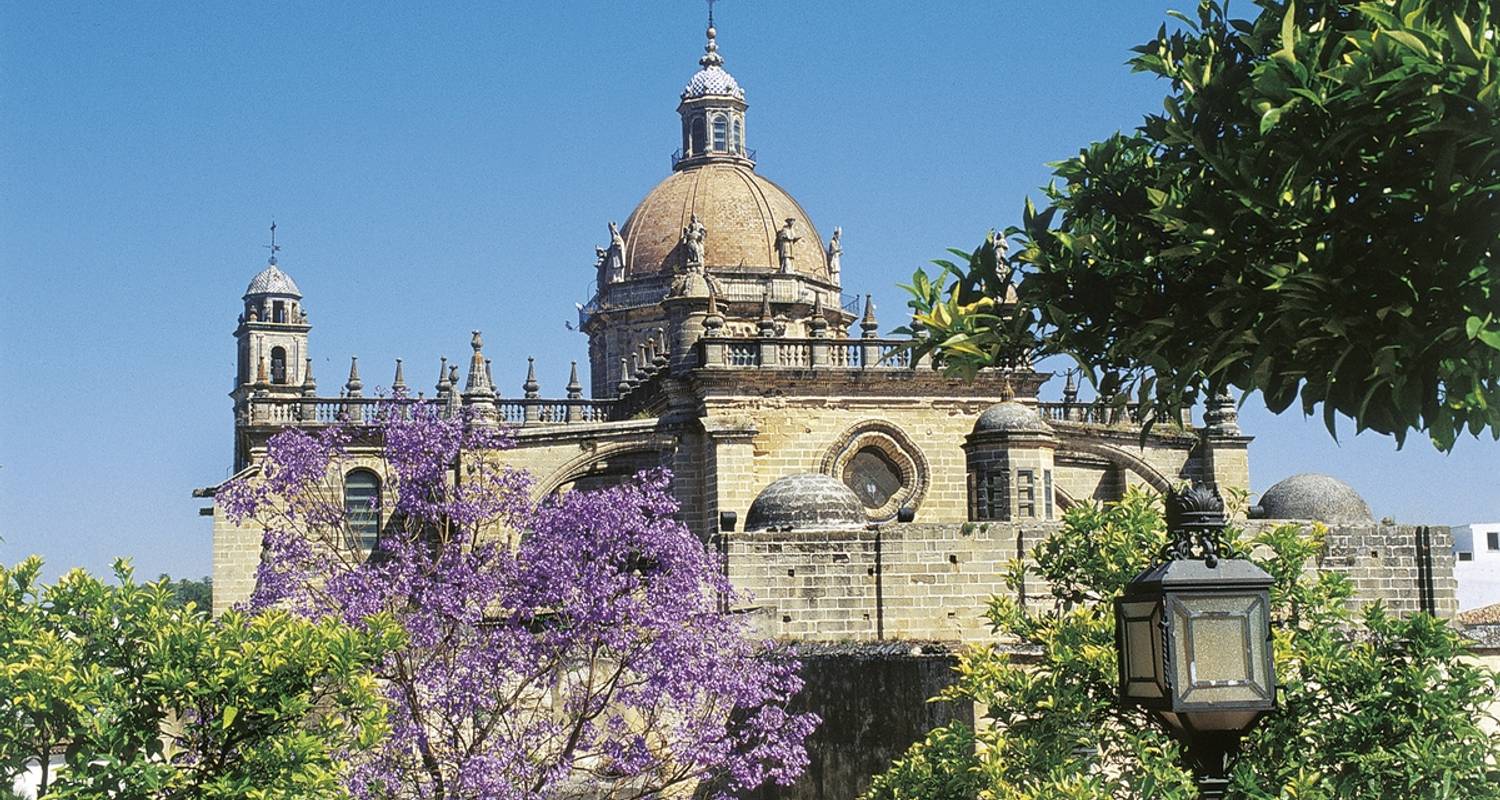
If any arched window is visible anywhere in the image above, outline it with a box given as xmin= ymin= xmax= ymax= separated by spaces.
xmin=345 ymin=469 xmax=381 ymax=555
xmin=841 ymin=447 xmax=902 ymax=509
xmin=711 ymin=115 xmax=728 ymax=151
xmin=272 ymin=301 xmax=286 ymax=323
xmin=270 ymin=346 xmax=287 ymax=384
xmin=732 ymin=118 xmax=743 ymax=153
xmin=690 ymin=117 xmax=707 ymax=156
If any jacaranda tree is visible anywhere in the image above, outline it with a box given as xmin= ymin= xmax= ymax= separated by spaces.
xmin=220 ymin=404 xmax=816 ymax=800
xmin=904 ymin=0 xmax=1500 ymax=450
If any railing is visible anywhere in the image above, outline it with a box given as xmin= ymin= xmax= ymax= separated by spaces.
xmin=671 ymin=147 xmax=757 ymax=169
xmin=725 ymin=341 xmax=759 ymax=367
xmin=1038 ymin=401 xmax=1175 ymax=427
xmin=780 ymin=342 xmax=811 ymax=367
xmin=701 ymin=337 xmax=923 ymax=370
xmin=244 ymin=395 xmax=618 ymax=428
xmin=876 ymin=343 xmax=912 ymax=368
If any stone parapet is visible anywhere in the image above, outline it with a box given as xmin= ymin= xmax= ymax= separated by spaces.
xmin=728 ymin=519 xmax=1460 ymax=647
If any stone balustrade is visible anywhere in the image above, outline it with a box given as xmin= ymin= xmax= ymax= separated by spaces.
xmin=699 ymin=336 xmax=915 ymax=370
xmin=241 ymin=395 xmax=616 ymax=428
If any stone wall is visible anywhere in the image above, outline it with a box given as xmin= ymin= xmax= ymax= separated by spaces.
xmin=728 ymin=520 xmax=1458 ymax=648
xmin=748 ymin=644 xmax=973 ymax=800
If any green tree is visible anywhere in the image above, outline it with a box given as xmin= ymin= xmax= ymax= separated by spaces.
xmin=0 ymin=557 xmax=400 ymax=799
xmin=154 ymin=574 xmax=212 ymax=611
xmin=905 ymin=1 xmax=1500 ymax=449
xmin=863 ymin=491 xmax=1500 ymax=800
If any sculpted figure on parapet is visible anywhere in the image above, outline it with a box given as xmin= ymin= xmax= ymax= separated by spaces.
xmin=681 ymin=213 xmax=707 ymax=270
xmin=826 ymin=226 xmax=842 ymax=286
xmin=600 ymin=220 xmax=626 ymax=284
xmin=776 ymin=217 xmax=800 ymax=273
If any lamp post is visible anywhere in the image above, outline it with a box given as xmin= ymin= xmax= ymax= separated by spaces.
xmin=1114 ymin=483 xmax=1276 ymax=799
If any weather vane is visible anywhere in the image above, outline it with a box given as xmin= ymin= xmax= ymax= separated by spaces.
xmin=706 ymin=0 xmax=717 ymax=28
xmin=264 ymin=221 xmax=280 ymax=264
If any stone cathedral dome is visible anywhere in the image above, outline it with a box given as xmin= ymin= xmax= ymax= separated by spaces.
xmin=615 ymin=23 xmax=830 ymax=284
xmin=620 ymin=164 xmax=829 ymax=281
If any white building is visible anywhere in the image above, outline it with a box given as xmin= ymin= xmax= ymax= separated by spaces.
xmin=1453 ymin=522 xmax=1500 ymax=610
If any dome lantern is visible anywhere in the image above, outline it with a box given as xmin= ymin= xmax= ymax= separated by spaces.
xmin=675 ymin=23 xmax=752 ymax=170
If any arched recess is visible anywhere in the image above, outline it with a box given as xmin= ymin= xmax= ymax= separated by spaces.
xmin=819 ymin=420 xmax=929 ymax=522
xmin=1055 ymin=437 xmax=1174 ymax=494
xmin=537 ymin=441 xmax=675 ymax=497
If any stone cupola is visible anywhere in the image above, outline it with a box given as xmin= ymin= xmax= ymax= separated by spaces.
xmin=675 ymin=23 xmax=751 ymax=169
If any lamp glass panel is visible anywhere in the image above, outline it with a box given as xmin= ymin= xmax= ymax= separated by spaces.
xmin=1170 ymin=592 xmax=1273 ymax=706
xmin=1118 ymin=600 xmax=1163 ymax=699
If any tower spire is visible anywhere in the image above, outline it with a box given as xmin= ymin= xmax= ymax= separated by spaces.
xmin=701 ymin=0 xmax=722 ymax=68
xmin=264 ymin=221 xmax=281 ymax=265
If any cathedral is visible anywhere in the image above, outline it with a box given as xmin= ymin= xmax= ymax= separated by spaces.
xmin=205 ymin=19 xmax=1266 ymax=798
xmin=211 ymin=21 xmax=1252 ymax=608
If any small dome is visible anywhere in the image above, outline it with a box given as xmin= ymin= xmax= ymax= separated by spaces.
xmin=244 ymin=263 xmax=302 ymax=298
xmin=683 ymin=64 xmax=744 ymax=100
xmin=745 ymin=473 xmax=866 ymax=531
xmin=1257 ymin=473 xmax=1374 ymax=524
xmin=972 ymin=401 xmax=1051 ymax=435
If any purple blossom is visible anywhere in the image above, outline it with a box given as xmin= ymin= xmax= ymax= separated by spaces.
xmin=223 ymin=404 xmax=816 ymax=799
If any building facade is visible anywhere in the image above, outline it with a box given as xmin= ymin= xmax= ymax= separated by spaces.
xmin=195 ymin=22 xmax=1476 ymax=799
xmin=208 ymin=22 xmax=1253 ymax=615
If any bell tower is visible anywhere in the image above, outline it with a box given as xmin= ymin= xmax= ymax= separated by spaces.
xmin=232 ymin=224 xmax=311 ymax=418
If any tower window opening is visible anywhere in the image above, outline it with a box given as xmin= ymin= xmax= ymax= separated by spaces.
xmin=971 ymin=469 xmax=1008 ymax=521
xmin=270 ymin=346 xmax=287 ymax=384
xmin=691 ymin=117 xmax=707 ymax=156
xmin=1017 ymin=469 xmax=1036 ymax=518
xmin=1044 ymin=469 xmax=1054 ymax=520
xmin=273 ymin=301 xmax=286 ymax=323
xmin=345 ymin=469 xmax=382 ymax=556
xmin=712 ymin=115 xmax=728 ymax=152
xmin=732 ymin=118 xmax=743 ymax=153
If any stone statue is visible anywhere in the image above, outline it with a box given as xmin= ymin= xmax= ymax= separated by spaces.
xmin=594 ymin=245 xmax=609 ymax=273
xmin=775 ymin=217 xmax=800 ymax=273
xmin=681 ymin=213 xmax=707 ymax=270
xmin=826 ymin=226 xmax=842 ymax=286
xmin=604 ymin=221 xmax=626 ymax=284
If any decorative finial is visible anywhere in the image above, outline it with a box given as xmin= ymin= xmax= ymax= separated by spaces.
xmin=566 ymin=361 xmax=583 ymax=400
xmin=700 ymin=0 xmax=723 ymax=68
xmin=523 ymin=357 xmax=540 ymax=398
xmin=810 ymin=294 xmax=828 ymax=336
xmin=392 ymin=358 xmax=406 ymax=392
xmin=464 ymin=332 xmax=491 ymax=396
xmin=618 ymin=357 xmax=631 ymax=396
xmin=436 ymin=356 xmax=450 ymax=395
xmin=264 ymin=221 xmax=281 ymax=265
xmin=1063 ymin=369 xmax=1079 ymax=404
xmin=860 ymin=294 xmax=879 ymax=337
xmin=345 ymin=356 xmax=363 ymax=397
xmin=302 ymin=358 xmax=316 ymax=395
xmin=1164 ymin=482 xmax=1228 ymax=566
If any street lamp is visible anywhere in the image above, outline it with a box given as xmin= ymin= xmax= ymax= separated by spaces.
xmin=1114 ymin=483 xmax=1276 ymax=799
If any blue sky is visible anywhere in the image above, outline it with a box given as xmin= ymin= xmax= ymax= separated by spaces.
xmin=2 ymin=2 xmax=1496 ymax=581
